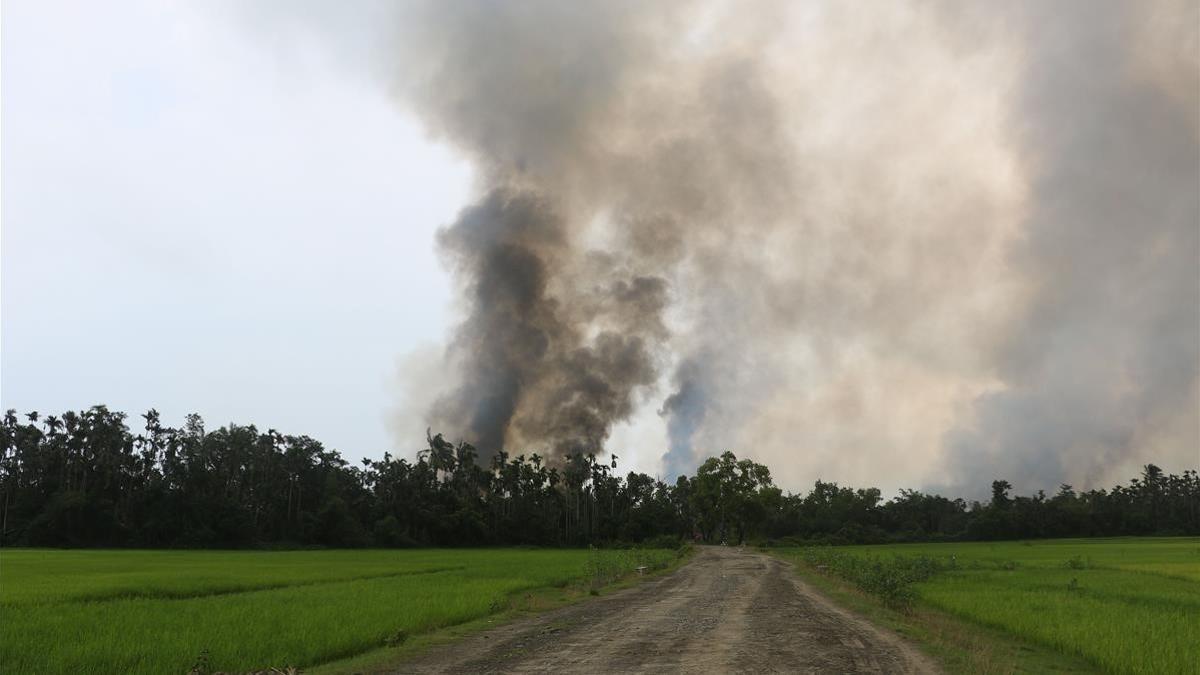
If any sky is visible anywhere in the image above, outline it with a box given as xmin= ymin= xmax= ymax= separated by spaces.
xmin=2 ymin=0 xmax=471 ymax=463
xmin=3 ymin=1 xmax=1197 ymax=497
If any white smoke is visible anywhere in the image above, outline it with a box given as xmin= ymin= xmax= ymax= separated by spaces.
xmin=240 ymin=0 xmax=1200 ymax=494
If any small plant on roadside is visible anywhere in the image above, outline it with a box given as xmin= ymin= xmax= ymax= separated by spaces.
xmin=384 ymin=629 xmax=409 ymax=647
xmin=187 ymin=648 xmax=211 ymax=675
xmin=583 ymin=545 xmax=672 ymax=591
xmin=584 ymin=546 xmax=622 ymax=590
xmin=642 ymin=534 xmax=682 ymax=550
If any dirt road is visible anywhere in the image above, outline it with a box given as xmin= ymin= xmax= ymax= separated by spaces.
xmin=393 ymin=546 xmax=938 ymax=674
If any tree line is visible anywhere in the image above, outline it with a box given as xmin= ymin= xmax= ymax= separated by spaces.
xmin=1 ymin=406 xmax=1197 ymax=548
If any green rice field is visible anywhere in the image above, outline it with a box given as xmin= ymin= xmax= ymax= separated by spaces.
xmin=776 ymin=537 xmax=1200 ymax=674
xmin=0 ymin=547 xmax=677 ymax=674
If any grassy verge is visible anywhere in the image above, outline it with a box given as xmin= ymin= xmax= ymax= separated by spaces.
xmin=309 ymin=545 xmax=695 ymax=675
xmin=0 ymin=546 xmax=691 ymax=674
xmin=770 ymin=552 xmax=1097 ymax=674
xmin=772 ymin=538 xmax=1200 ymax=674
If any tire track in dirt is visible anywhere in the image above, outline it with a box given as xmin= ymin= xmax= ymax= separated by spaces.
xmin=392 ymin=546 xmax=938 ymax=674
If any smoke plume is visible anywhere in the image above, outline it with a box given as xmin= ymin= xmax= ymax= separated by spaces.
xmin=430 ymin=186 xmax=667 ymax=457
xmin=373 ymin=0 xmax=1198 ymax=492
xmin=943 ymin=0 xmax=1200 ymax=492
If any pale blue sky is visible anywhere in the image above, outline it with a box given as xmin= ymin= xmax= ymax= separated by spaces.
xmin=2 ymin=0 xmax=472 ymax=461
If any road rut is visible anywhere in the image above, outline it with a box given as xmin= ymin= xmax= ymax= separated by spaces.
xmin=393 ymin=546 xmax=938 ymax=674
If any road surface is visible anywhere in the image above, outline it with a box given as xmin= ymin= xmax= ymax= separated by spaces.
xmin=393 ymin=546 xmax=939 ymax=674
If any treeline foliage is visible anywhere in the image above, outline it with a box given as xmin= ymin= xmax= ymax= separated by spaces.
xmin=1 ymin=407 xmax=1197 ymax=547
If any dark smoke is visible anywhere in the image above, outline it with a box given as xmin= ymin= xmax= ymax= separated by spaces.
xmin=431 ymin=187 xmax=667 ymax=458
xmin=334 ymin=0 xmax=1198 ymax=488
xmin=390 ymin=0 xmax=796 ymax=463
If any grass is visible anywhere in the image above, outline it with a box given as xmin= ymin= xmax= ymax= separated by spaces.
xmin=0 ymin=546 xmax=682 ymax=674
xmin=782 ymin=557 xmax=1096 ymax=674
xmin=309 ymin=547 xmax=692 ymax=675
xmin=771 ymin=537 xmax=1200 ymax=675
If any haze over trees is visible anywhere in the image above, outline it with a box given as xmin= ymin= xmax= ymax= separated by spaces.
xmin=1 ymin=407 xmax=1197 ymax=548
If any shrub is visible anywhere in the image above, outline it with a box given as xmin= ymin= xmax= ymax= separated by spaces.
xmin=642 ymin=534 xmax=683 ymax=550
xmin=801 ymin=547 xmax=948 ymax=611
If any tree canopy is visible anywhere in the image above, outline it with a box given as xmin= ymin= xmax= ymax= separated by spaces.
xmin=1 ymin=407 xmax=1196 ymax=548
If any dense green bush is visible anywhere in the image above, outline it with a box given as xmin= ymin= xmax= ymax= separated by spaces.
xmin=799 ymin=547 xmax=948 ymax=610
